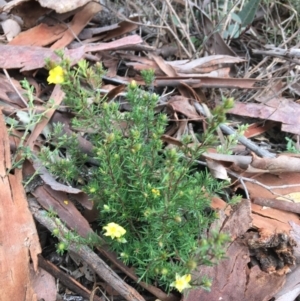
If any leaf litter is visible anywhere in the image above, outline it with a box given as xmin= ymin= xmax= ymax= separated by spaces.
xmin=1 ymin=0 xmax=300 ymax=300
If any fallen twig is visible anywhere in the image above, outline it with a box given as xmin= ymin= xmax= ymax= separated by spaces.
xmin=253 ymin=197 xmax=300 ymax=214
xmin=38 ymin=255 xmax=105 ymax=301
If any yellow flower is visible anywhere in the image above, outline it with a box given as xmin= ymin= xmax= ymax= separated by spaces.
xmin=47 ymin=66 xmax=65 ymax=84
xmin=170 ymin=274 xmax=192 ymax=292
xmin=103 ymin=222 xmax=126 ymax=239
xmin=151 ymin=188 xmax=160 ymax=197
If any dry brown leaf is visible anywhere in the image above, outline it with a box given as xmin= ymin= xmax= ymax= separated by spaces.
xmin=101 ymin=53 xmax=119 ymax=77
xmin=149 ymin=53 xmax=178 ymax=77
xmin=106 ymin=84 xmax=126 ymax=101
xmin=161 ymin=134 xmax=184 ymax=147
xmin=85 ymin=35 xmax=143 ymax=52
xmin=177 ymin=81 xmax=204 ymax=102
xmin=169 ymin=55 xmax=245 ymax=74
xmin=32 ymin=185 xmax=93 ymax=237
xmin=78 ymin=23 xmax=119 ymax=39
xmin=177 ymin=67 xmax=231 ymax=78
xmin=103 ymin=16 xmax=140 ymax=40
xmin=123 ymin=54 xmax=242 ymax=78
xmin=0 ymin=44 xmax=86 ymax=71
xmin=244 ymin=121 xmax=276 ymax=138
xmin=206 ymin=158 xmax=230 ymax=180
xmin=156 ymin=76 xmax=258 ymax=89
xmin=51 ymin=2 xmax=102 ymax=49
xmin=204 ymin=152 xmax=300 ymax=174
xmin=9 ymin=23 xmax=67 ymax=46
xmin=228 ymin=99 xmax=300 ymax=135
xmin=1 ymin=36 xmax=143 ymax=72
xmin=167 ymin=96 xmax=202 ymax=120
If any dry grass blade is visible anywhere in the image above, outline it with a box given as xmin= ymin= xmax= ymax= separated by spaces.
xmin=150 ymin=2 xmax=191 ymax=58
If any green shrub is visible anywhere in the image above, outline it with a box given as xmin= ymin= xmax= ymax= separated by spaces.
xmin=39 ymin=58 xmax=230 ymax=291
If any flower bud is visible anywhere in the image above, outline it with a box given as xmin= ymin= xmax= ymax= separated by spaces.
xmin=57 ymin=242 xmax=66 ymax=252
xmin=129 ymin=80 xmax=137 ymax=89
xmin=186 ymin=259 xmax=197 ymax=270
xmin=202 ymin=278 xmax=212 ymax=288
xmin=120 ymin=252 xmax=129 ymax=259
xmin=174 ymin=215 xmax=182 ymax=223
xmin=103 ymin=204 xmax=110 ymax=211
xmin=133 ymin=143 xmax=142 ymax=152
xmin=102 ymin=102 xmax=109 ymax=110
xmin=52 ymin=228 xmax=59 ymax=237
xmin=106 ymin=133 xmax=115 ymax=143
xmin=224 ymin=97 xmax=234 ymax=109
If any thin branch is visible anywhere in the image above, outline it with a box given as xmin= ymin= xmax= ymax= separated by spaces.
xmin=253 ymin=197 xmax=300 ymax=214
xmin=228 ymin=170 xmax=300 ymax=201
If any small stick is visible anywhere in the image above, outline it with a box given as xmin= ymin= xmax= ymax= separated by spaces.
xmin=253 ymin=197 xmax=300 ymax=214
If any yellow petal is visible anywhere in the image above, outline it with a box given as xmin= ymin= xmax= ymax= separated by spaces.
xmin=171 ymin=274 xmax=192 ymax=292
xmin=103 ymin=222 xmax=126 ymax=239
xmin=47 ymin=66 xmax=65 ymax=84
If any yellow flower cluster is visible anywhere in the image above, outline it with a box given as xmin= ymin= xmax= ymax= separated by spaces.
xmin=170 ymin=274 xmax=192 ymax=292
xmin=47 ymin=66 xmax=65 ymax=84
xmin=103 ymin=222 xmax=126 ymax=239
xmin=151 ymin=188 xmax=160 ymax=197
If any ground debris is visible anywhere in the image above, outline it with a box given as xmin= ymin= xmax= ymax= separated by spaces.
xmin=184 ymin=199 xmax=297 ymax=301
xmin=245 ymin=229 xmax=296 ymax=275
